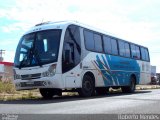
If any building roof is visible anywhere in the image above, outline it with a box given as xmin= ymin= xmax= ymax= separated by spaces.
xmin=0 ymin=62 xmax=14 ymax=66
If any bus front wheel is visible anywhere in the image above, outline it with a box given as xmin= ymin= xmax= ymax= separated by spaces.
xmin=39 ymin=88 xmax=62 ymax=99
xmin=78 ymin=75 xmax=95 ymax=97
xmin=121 ymin=76 xmax=136 ymax=93
xmin=39 ymin=88 xmax=54 ymax=99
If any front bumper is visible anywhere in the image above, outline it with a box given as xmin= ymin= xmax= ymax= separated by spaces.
xmin=13 ymin=74 xmax=62 ymax=90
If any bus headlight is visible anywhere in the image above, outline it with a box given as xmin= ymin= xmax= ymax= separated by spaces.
xmin=42 ymin=64 xmax=56 ymax=77
xmin=14 ymin=74 xmax=21 ymax=79
xmin=13 ymin=69 xmax=21 ymax=80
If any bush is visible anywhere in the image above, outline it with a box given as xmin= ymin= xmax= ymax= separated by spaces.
xmin=0 ymin=81 xmax=16 ymax=94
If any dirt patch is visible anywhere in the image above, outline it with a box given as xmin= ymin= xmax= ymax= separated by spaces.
xmin=136 ymin=85 xmax=160 ymax=90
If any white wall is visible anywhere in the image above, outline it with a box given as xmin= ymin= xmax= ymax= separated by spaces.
xmin=0 ymin=64 xmax=4 ymax=72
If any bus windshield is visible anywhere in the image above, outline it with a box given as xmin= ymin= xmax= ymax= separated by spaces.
xmin=14 ymin=29 xmax=62 ymax=68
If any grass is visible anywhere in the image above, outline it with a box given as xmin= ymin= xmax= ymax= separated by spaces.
xmin=136 ymin=85 xmax=160 ymax=90
xmin=0 ymin=81 xmax=160 ymax=101
xmin=0 ymin=81 xmax=40 ymax=101
xmin=0 ymin=81 xmax=16 ymax=94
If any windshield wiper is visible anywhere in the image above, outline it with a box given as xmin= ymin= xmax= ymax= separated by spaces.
xmin=18 ymin=47 xmax=42 ymax=69
xmin=18 ymin=51 xmax=29 ymax=69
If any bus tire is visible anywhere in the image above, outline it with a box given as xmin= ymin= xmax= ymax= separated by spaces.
xmin=121 ymin=76 xmax=136 ymax=93
xmin=96 ymin=87 xmax=109 ymax=95
xmin=78 ymin=75 xmax=95 ymax=97
xmin=39 ymin=88 xmax=54 ymax=99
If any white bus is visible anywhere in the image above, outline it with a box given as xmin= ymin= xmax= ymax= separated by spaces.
xmin=13 ymin=21 xmax=150 ymax=98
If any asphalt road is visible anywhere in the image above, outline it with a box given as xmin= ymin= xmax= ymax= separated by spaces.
xmin=0 ymin=89 xmax=160 ymax=114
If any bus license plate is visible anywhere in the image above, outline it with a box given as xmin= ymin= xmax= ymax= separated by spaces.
xmin=26 ymin=81 xmax=34 ymax=85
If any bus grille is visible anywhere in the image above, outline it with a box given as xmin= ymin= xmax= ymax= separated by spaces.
xmin=21 ymin=73 xmax=41 ymax=80
xmin=20 ymin=81 xmax=44 ymax=87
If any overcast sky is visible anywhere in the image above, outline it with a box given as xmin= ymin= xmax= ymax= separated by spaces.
xmin=0 ymin=0 xmax=160 ymax=72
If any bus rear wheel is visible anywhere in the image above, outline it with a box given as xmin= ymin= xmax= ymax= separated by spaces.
xmin=121 ymin=76 xmax=136 ymax=93
xmin=78 ymin=75 xmax=95 ymax=97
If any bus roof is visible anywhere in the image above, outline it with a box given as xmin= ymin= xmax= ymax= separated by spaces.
xmin=25 ymin=21 xmax=148 ymax=49
xmin=25 ymin=21 xmax=113 ymax=35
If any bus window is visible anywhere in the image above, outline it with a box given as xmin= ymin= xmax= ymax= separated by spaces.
xmin=124 ymin=42 xmax=130 ymax=57
xmin=62 ymin=25 xmax=81 ymax=73
xmin=131 ymin=44 xmax=136 ymax=58
xmin=140 ymin=47 xmax=149 ymax=61
xmin=94 ymin=33 xmax=103 ymax=52
xmin=145 ymin=49 xmax=149 ymax=61
xmin=103 ymin=36 xmax=112 ymax=54
xmin=135 ymin=45 xmax=140 ymax=59
xmin=119 ymin=41 xmax=131 ymax=57
xmin=84 ymin=30 xmax=94 ymax=51
xmin=140 ymin=47 xmax=146 ymax=61
xmin=111 ymin=38 xmax=118 ymax=55
xmin=141 ymin=48 xmax=149 ymax=61
xmin=119 ymin=41 xmax=125 ymax=56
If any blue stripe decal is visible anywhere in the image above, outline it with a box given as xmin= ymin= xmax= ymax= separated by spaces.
xmin=94 ymin=54 xmax=140 ymax=86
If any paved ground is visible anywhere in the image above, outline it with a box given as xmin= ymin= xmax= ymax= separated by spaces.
xmin=0 ymin=89 xmax=160 ymax=114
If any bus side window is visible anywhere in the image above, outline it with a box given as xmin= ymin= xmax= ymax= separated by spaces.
xmin=103 ymin=36 xmax=112 ymax=54
xmin=64 ymin=42 xmax=74 ymax=64
xmin=124 ymin=42 xmax=130 ymax=57
xmin=140 ymin=47 xmax=146 ymax=61
xmin=131 ymin=44 xmax=137 ymax=59
xmin=135 ymin=45 xmax=140 ymax=59
xmin=84 ymin=30 xmax=94 ymax=51
xmin=119 ymin=41 xmax=125 ymax=56
xmin=62 ymin=25 xmax=81 ymax=73
xmin=94 ymin=33 xmax=103 ymax=52
xmin=145 ymin=49 xmax=150 ymax=61
xmin=141 ymin=47 xmax=150 ymax=61
xmin=111 ymin=38 xmax=118 ymax=55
